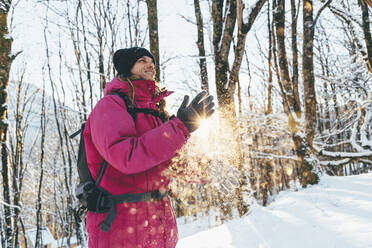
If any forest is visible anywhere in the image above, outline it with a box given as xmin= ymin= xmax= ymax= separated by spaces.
xmin=0 ymin=0 xmax=371 ymax=247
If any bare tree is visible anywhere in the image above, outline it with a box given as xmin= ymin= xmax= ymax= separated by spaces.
xmin=272 ymin=0 xmax=333 ymax=186
xmin=229 ymin=0 xmax=267 ymax=112
xmin=266 ymin=0 xmax=273 ymax=114
xmin=35 ymin=81 xmax=47 ymax=248
xmin=7 ymin=69 xmax=39 ymax=247
xmin=0 ymin=0 xmax=16 ymax=246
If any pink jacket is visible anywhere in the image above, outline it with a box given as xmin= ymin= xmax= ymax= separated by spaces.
xmin=84 ymin=77 xmax=190 ymax=248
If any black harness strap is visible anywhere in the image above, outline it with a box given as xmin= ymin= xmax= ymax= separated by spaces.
xmin=134 ymin=108 xmax=169 ymax=123
xmin=108 ymin=92 xmax=138 ymax=121
xmin=95 ymin=161 xmax=108 ymax=186
xmin=99 ymin=190 xmax=168 ymax=232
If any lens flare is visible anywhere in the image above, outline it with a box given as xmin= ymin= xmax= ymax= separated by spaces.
xmin=196 ymin=118 xmax=212 ymax=138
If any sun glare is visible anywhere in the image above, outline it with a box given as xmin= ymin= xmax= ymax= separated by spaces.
xmin=196 ymin=118 xmax=213 ymax=138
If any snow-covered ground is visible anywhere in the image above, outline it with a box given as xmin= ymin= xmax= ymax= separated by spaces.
xmin=177 ymin=173 xmax=372 ymax=248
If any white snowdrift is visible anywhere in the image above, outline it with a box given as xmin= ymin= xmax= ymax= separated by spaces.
xmin=177 ymin=173 xmax=372 ymax=248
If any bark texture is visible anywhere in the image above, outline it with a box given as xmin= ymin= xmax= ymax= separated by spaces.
xmin=146 ymin=0 xmax=160 ymax=82
xmin=360 ymin=0 xmax=372 ymax=73
xmin=194 ymin=0 xmax=209 ymax=92
xmin=0 ymin=1 xmax=13 ymax=246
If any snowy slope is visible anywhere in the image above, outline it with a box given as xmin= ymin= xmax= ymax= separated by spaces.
xmin=177 ymin=173 xmax=372 ymax=248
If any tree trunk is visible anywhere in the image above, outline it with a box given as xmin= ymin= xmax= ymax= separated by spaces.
xmin=10 ymin=76 xmax=24 ymax=248
xmin=291 ymin=0 xmax=300 ymax=110
xmin=301 ymin=0 xmax=319 ymax=186
xmin=303 ymin=0 xmax=316 ymax=145
xmin=194 ymin=0 xmax=209 ymax=92
xmin=92 ymin=1 xmax=106 ymax=93
xmin=212 ymin=0 xmax=236 ymax=117
xmin=273 ymin=0 xmax=300 ymax=135
xmin=68 ymin=1 xmax=87 ymax=120
xmin=274 ymin=0 xmax=299 ymax=116
xmin=78 ymin=0 xmax=93 ymax=111
xmin=360 ymin=0 xmax=372 ymax=73
xmin=35 ymin=84 xmax=46 ymax=248
xmin=146 ymin=0 xmax=160 ymax=82
xmin=267 ymin=0 xmax=273 ymax=114
xmin=0 ymin=1 xmax=13 ymax=246
xmin=98 ymin=36 xmax=105 ymax=92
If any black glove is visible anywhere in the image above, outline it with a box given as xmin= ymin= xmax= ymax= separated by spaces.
xmin=177 ymin=91 xmax=215 ymax=133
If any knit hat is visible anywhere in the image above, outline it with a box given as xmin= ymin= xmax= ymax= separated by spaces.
xmin=113 ymin=47 xmax=155 ymax=77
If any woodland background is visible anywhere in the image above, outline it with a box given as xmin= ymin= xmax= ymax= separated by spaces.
xmin=0 ymin=0 xmax=371 ymax=247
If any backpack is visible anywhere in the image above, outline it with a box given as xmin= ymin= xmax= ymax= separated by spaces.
xmin=70 ymin=91 xmax=170 ymax=231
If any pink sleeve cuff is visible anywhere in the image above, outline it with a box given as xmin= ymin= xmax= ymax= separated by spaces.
xmin=171 ymin=116 xmax=191 ymax=140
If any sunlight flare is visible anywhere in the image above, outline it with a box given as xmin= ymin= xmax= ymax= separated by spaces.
xmin=196 ymin=118 xmax=213 ymax=138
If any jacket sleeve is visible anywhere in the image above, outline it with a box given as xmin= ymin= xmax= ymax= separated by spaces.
xmin=87 ymin=95 xmax=190 ymax=175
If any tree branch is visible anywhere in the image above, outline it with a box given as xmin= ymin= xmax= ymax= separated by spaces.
xmin=312 ymin=0 xmax=333 ymax=30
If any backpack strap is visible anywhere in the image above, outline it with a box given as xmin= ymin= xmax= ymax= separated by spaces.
xmin=95 ymin=161 xmax=108 ymax=186
xmin=135 ymin=108 xmax=169 ymax=123
xmin=75 ymin=123 xmax=94 ymax=183
xmin=108 ymin=92 xmax=138 ymax=122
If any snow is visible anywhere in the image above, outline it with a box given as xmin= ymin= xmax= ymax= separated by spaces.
xmin=26 ymin=227 xmax=55 ymax=247
xmin=177 ymin=173 xmax=372 ymax=248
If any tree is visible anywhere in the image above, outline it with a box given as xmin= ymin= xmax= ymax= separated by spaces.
xmin=7 ymin=70 xmax=38 ymax=247
xmin=359 ymin=0 xmax=372 ymax=73
xmin=0 ymin=0 xmax=15 ymax=246
xmin=211 ymin=0 xmax=236 ymax=117
xmin=272 ymin=0 xmax=333 ymax=186
xmin=194 ymin=0 xmax=209 ymax=92
xmin=146 ymin=0 xmax=161 ymax=82
xmin=229 ymin=0 xmax=267 ymax=113
xmin=34 ymin=81 xmax=46 ymax=248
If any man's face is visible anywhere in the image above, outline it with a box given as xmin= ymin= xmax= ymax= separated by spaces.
xmin=130 ymin=56 xmax=155 ymax=80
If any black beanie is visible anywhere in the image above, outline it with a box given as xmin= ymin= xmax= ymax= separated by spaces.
xmin=113 ymin=47 xmax=155 ymax=77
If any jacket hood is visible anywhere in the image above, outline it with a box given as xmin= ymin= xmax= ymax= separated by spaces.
xmin=104 ymin=77 xmax=131 ymax=96
xmin=104 ymin=77 xmax=173 ymax=104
